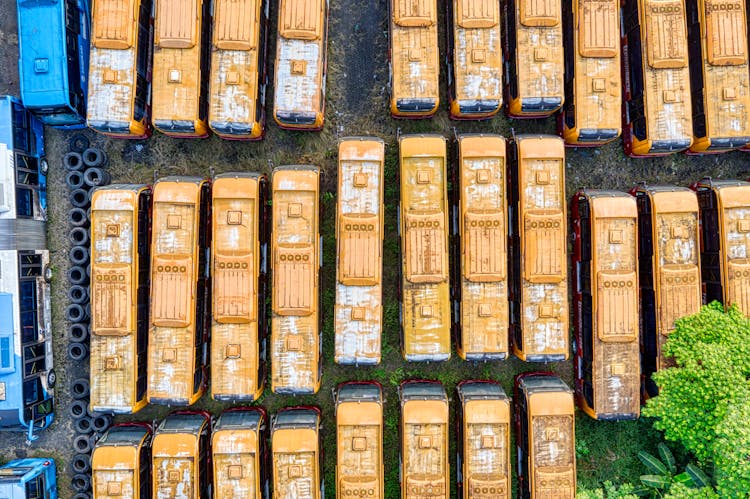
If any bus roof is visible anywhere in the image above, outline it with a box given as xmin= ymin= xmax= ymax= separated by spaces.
xmin=401 ymin=381 xmax=447 ymax=400
xmin=337 ymin=382 xmax=382 ymax=403
xmin=157 ymin=413 xmax=209 ymax=433
xmin=97 ymin=425 xmax=151 ymax=446
xmin=17 ymin=0 xmax=69 ymax=108
xmin=517 ymin=372 xmax=572 ymax=394
xmin=213 ymin=0 xmax=258 ymax=50
xmin=156 ymin=0 xmax=199 ymax=49
xmin=399 ymin=134 xmax=446 ymax=157
xmin=93 ymin=0 xmax=136 ymax=49
xmin=273 ymin=407 xmax=320 ymax=430
xmin=279 ymin=0 xmax=323 ymax=39
xmin=215 ymin=408 xmax=263 ymax=430
xmin=458 ymin=380 xmax=508 ymax=401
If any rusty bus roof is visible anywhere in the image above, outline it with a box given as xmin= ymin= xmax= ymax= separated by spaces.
xmin=212 ymin=0 xmax=258 ymax=50
xmin=581 ymin=189 xmax=638 ymax=217
xmin=155 ymin=0 xmax=199 ymax=49
xmin=278 ymin=0 xmax=324 ymax=39
xmin=393 ymin=0 xmax=436 ymax=26
xmin=92 ymin=0 xmax=137 ymax=49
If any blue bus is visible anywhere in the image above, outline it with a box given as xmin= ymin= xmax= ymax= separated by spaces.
xmin=0 ymin=96 xmax=53 ymax=442
xmin=16 ymin=0 xmax=91 ymax=128
xmin=0 ymin=458 xmax=57 ymax=499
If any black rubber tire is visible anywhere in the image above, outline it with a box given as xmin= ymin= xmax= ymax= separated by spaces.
xmin=72 ymin=472 xmax=91 ymax=491
xmin=69 ymin=399 xmax=88 ymax=419
xmin=70 ymin=456 xmax=91 ymax=473
xmin=67 ymin=208 xmax=89 ymax=228
xmin=65 ymin=304 xmax=88 ymax=323
xmin=69 ymin=227 xmax=90 ymax=246
xmin=70 ymin=188 xmax=90 ymax=208
xmin=73 ymin=434 xmax=93 ymax=454
xmin=72 ymin=493 xmax=92 ymax=499
xmin=69 ymin=245 xmax=89 ymax=266
xmin=82 ymin=148 xmax=107 ymax=168
xmin=74 ymin=417 xmax=93 ymax=435
xmin=67 ymin=265 xmax=88 ymax=285
xmin=64 ymin=152 xmax=84 ymax=172
xmin=65 ymin=171 xmax=85 ymax=190
xmin=83 ymin=167 xmax=111 ymax=187
xmin=69 ymin=323 xmax=89 ymax=343
xmin=71 ymin=378 xmax=91 ymax=399
xmin=68 ymin=285 xmax=89 ymax=305
xmin=67 ymin=342 xmax=89 ymax=362
xmin=92 ymin=414 xmax=112 ymax=433
xmin=69 ymin=134 xmax=90 ymax=153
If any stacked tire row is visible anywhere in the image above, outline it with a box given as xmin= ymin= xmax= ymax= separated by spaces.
xmin=63 ymin=135 xmax=112 ymax=499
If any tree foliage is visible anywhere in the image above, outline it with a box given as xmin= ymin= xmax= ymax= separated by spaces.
xmin=643 ymin=303 xmax=750 ymax=496
xmin=576 ymin=481 xmax=639 ymax=499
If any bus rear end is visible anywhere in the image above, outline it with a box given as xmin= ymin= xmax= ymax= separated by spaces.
xmin=271 ymin=166 xmax=321 ymax=394
xmin=271 ymin=406 xmax=323 ymax=499
xmin=454 ymin=134 xmax=508 ymax=360
xmin=152 ymin=411 xmax=211 ymax=499
xmin=335 ymin=382 xmax=383 ymax=499
xmin=560 ymin=0 xmax=621 ymax=145
xmin=457 ymin=380 xmax=511 ymax=499
xmin=571 ymin=189 xmax=640 ymax=420
xmin=693 ymin=179 xmax=750 ymax=316
xmin=152 ymin=0 xmax=211 ymax=137
xmin=273 ymin=0 xmax=328 ymax=130
xmin=92 ymin=423 xmax=153 ymax=499
xmin=212 ymin=408 xmax=268 ymax=499
xmin=90 ymin=185 xmax=152 ymax=414
xmin=16 ymin=0 xmax=89 ymax=128
xmin=335 ymin=138 xmax=385 ymax=365
xmin=509 ymin=135 xmax=568 ymax=362
xmin=514 ymin=373 xmax=575 ymax=498
xmin=148 ymin=177 xmax=211 ymax=405
xmin=399 ymin=135 xmax=451 ymax=362
xmin=0 ymin=458 xmax=56 ymax=499
xmin=389 ymin=0 xmax=440 ymax=118
xmin=632 ymin=185 xmax=700 ymax=397
xmin=211 ymin=174 xmax=268 ymax=401
xmin=87 ymin=0 xmax=153 ymax=138
xmin=209 ymin=0 xmax=268 ymax=139
xmin=447 ymin=0 xmax=503 ymax=119
xmin=399 ymin=381 xmax=449 ymax=499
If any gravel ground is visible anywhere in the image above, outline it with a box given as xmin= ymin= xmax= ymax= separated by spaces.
xmin=1 ymin=0 xmax=749 ymax=498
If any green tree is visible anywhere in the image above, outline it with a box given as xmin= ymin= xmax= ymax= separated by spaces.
xmin=643 ymin=303 xmax=750 ymax=496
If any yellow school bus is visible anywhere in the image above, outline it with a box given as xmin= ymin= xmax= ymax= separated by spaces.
xmin=509 ymin=135 xmax=568 ymax=362
xmin=271 ymin=166 xmax=321 ymax=394
xmin=273 ymin=0 xmax=328 ymax=130
xmin=271 ymin=406 xmax=323 ymax=499
xmin=399 ymin=381 xmax=449 ymax=499
xmin=454 ymin=134 xmax=508 ymax=360
xmin=87 ymin=0 xmax=153 ymax=138
xmin=212 ymin=408 xmax=269 ymax=499
xmin=335 ymin=138 xmax=385 ymax=365
xmin=399 ymin=135 xmax=451 ymax=361
xmin=209 ymin=0 xmax=269 ymax=139
xmin=514 ymin=373 xmax=575 ymax=498
xmin=211 ymin=173 xmax=268 ymax=401
xmin=147 ymin=177 xmax=211 ymax=405
xmin=90 ymin=185 xmax=152 ymax=414
xmin=571 ymin=189 xmax=640 ymax=420
xmin=687 ymin=0 xmax=750 ymax=152
xmin=152 ymin=0 xmax=211 ymax=137
xmin=152 ymin=411 xmax=211 ymax=499
xmin=502 ymin=0 xmax=564 ymax=117
xmin=632 ymin=185 xmax=701 ymax=397
xmin=456 ymin=381 xmax=511 ymax=499
xmin=560 ymin=0 xmax=621 ymax=145
xmin=692 ymin=178 xmax=750 ymax=315
xmin=335 ymin=382 xmax=383 ymax=499
xmin=447 ymin=0 xmax=503 ymax=118
xmin=92 ymin=423 xmax=152 ymax=499
xmin=622 ymin=0 xmax=693 ymax=155
xmin=389 ymin=0 xmax=439 ymax=117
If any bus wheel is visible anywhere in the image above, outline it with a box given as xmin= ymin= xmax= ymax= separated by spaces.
xmin=43 ymin=265 xmax=53 ymax=283
xmin=46 ymin=369 xmax=56 ymax=389
xmin=68 ymin=134 xmax=90 ymax=153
